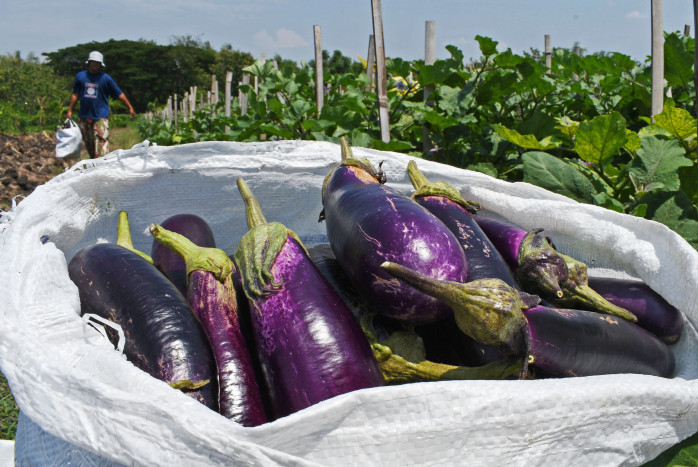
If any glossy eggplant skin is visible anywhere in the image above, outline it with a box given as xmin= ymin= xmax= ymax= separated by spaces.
xmin=68 ymin=243 xmax=218 ymax=410
xmin=242 ymin=236 xmax=384 ymax=419
xmin=524 ymin=305 xmax=676 ymax=378
xmin=587 ymin=277 xmax=684 ymax=344
xmin=321 ymin=165 xmax=469 ymax=324
xmin=415 ymin=196 xmax=518 ymax=288
xmin=471 ymin=214 xmax=528 ymax=271
xmin=187 ymin=270 xmax=268 ymax=425
xmin=151 ymin=214 xmax=216 ymax=294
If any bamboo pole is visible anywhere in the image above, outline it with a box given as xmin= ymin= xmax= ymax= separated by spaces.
xmin=423 ymin=20 xmax=436 ymax=153
xmin=544 ymin=35 xmax=552 ymax=71
xmin=166 ymin=96 xmax=172 ymax=124
xmin=314 ymin=25 xmax=324 ymax=112
xmin=225 ymin=71 xmax=233 ymax=134
xmin=367 ymin=34 xmax=376 ymax=92
xmin=694 ymin=0 xmax=698 ymax=124
xmin=174 ymin=94 xmax=178 ymax=129
xmin=240 ymin=72 xmax=250 ymax=115
xmin=371 ymin=0 xmax=390 ymax=142
xmin=651 ymin=0 xmax=664 ymax=120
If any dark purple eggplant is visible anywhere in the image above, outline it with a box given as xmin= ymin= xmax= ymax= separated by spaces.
xmin=151 ymin=214 xmax=216 ymax=295
xmin=318 ymin=138 xmax=469 ymax=324
xmin=68 ymin=243 xmax=218 ymax=410
xmin=307 ymin=243 xmax=521 ymax=383
xmin=474 ymin=214 xmax=637 ymax=322
xmin=587 ymin=276 xmax=684 ymax=344
xmin=407 ymin=161 xmax=519 ymax=288
xmin=380 ymin=261 xmax=675 ymax=379
xmin=150 ymin=224 xmax=267 ymax=426
xmin=234 ymin=178 xmax=384 ymax=419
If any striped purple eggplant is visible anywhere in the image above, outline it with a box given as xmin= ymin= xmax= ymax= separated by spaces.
xmin=68 ymin=242 xmax=218 ymax=410
xmin=150 ymin=224 xmax=267 ymax=426
xmin=380 ymin=261 xmax=676 ymax=379
xmin=587 ymin=276 xmax=684 ymax=344
xmin=474 ymin=214 xmax=637 ymax=322
xmin=234 ymin=178 xmax=384 ymax=419
xmin=151 ymin=214 xmax=216 ymax=295
xmin=318 ymin=138 xmax=469 ymax=324
xmin=407 ymin=161 xmax=518 ymax=288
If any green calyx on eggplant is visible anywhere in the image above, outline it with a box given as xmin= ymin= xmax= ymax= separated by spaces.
xmin=380 ymin=261 xmax=534 ymax=366
xmin=556 ymin=253 xmax=638 ymax=322
xmin=234 ymin=178 xmax=304 ymax=299
xmin=407 ymin=160 xmax=480 ymax=214
xmin=149 ymin=223 xmax=233 ymax=283
xmin=516 ymin=230 xmax=637 ymax=322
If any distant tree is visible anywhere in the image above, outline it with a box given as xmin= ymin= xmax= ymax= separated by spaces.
xmin=309 ymin=50 xmax=363 ymax=76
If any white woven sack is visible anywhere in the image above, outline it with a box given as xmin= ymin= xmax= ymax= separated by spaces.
xmin=55 ymin=119 xmax=82 ymax=159
xmin=1 ymin=140 xmax=697 ymax=466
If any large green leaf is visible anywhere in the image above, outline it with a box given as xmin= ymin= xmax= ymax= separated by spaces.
xmin=475 ymin=35 xmax=499 ymax=57
xmin=574 ymin=112 xmax=627 ymax=165
xmin=522 ymin=151 xmax=597 ymax=203
xmin=653 ymin=105 xmax=697 ymax=141
xmin=628 ymin=136 xmax=693 ymax=192
xmin=640 ymin=190 xmax=698 ymax=249
xmin=664 ymin=32 xmax=694 ymax=88
xmin=493 ymin=125 xmax=560 ymax=150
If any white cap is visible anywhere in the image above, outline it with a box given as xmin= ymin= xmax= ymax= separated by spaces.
xmin=85 ymin=51 xmax=105 ymax=66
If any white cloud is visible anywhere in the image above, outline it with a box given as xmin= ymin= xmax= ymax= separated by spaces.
xmin=626 ymin=11 xmax=647 ymax=20
xmin=253 ymin=28 xmax=308 ymax=50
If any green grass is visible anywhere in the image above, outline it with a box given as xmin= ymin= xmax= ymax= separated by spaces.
xmin=0 ymin=372 xmax=18 ymax=440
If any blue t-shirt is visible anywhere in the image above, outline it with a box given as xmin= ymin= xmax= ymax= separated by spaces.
xmin=73 ymin=70 xmax=123 ymax=119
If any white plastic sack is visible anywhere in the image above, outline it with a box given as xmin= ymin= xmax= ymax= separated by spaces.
xmin=55 ymin=118 xmax=82 ymax=158
xmin=1 ymin=140 xmax=697 ymax=466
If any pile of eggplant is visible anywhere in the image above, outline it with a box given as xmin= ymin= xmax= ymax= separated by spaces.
xmin=67 ymin=139 xmax=682 ymax=425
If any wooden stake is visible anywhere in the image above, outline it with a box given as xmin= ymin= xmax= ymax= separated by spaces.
xmin=225 ymin=71 xmax=233 ymax=134
xmin=544 ymin=35 xmax=552 ymax=71
xmin=371 ymin=0 xmax=390 ymax=142
xmin=367 ymin=34 xmax=376 ymax=92
xmin=314 ymin=25 xmax=324 ymax=112
xmin=651 ymin=0 xmax=664 ymax=120
xmin=241 ymin=72 xmax=250 ymax=115
xmin=423 ymin=20 xmax=436 ymax=153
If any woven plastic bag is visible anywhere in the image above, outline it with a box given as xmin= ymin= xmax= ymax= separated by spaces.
xmin=1 ymin=140 xmax=697 ymax=466
xmin=55 ymin=118 xmax=82 ymax=159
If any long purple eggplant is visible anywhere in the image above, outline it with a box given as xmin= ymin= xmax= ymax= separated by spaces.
xmin=68 ymin=243 xmax=218 ymax=410
xmin=150 ymin=225 xmax=267 ymax=426
xmin=587 ymin=276 xmax=684 ymax=344
xmin=318 ymin=138 xmax=469 ymax=324
xmin=474 ymin=214 xmax=637 ymax=322
xmin=234 ymin=178 xmax=384 ymax=419
xmin=407 ymin=161 xmax=518 ymax=288
xmin=380 ymin=261 xmax=675 ymax=379
xmin=151 ymin=214 xmax=216 ymax=295
xmin=307 ymin=243 xmax=521 ymax=383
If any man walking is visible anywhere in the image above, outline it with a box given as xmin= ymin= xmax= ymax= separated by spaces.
xmin=66 ymin=51 xmax=135 ymax=158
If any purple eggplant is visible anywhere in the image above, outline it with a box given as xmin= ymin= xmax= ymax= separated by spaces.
xmin=307 ymin=243 xmax=521 ymax=383
xmin=380 ymin=261 xmax=675 ymax=379
xmin=68 ymin=243 xmax=218 ymax=410
xmin=150 ymin=224 xmax=267 ymax=426
xmin=318 ymin=138 xmax=469 ymax=324
xmin=474 ymin=214 xmax=637 ymax=322
xmin=151 ymin=214 xmax=216 ymax=295
xmin=234 ymin=178 xmax=384 ymax=419
xmin=587 ymin=276 xmax=684 ymax=344
xmin=407 ymin=161 xmax=519 ymax=288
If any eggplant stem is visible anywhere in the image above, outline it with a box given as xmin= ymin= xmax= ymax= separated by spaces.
xmin=237 ymin=178 xmax=267 ymax=229
xmin=340 ymin=136 xmax=354 ymax=161
xmin=407 ymin=161 xmax=480 ymax=213
xmin=371 ymin=342 xmax=522 ymax=384
xmin=116 ymin=211 xmax=153 ymax=263
xmin=149 ymin=224 xmax=234 ymax=282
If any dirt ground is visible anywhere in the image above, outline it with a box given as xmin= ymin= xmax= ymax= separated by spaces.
xmin=0 ymin=132 xmax=76 ymax=210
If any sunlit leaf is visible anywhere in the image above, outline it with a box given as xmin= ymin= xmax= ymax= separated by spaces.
xmin=494 ymin=125 xmax=560 ymax=150
xmin=653 ymin=105 xmax=697 ymax=141
xmin=574 ymin=112 xmax=627 ymax=165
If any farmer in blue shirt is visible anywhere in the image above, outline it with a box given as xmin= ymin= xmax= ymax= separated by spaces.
xmin=66 ymin=51 xmax=135 ymax=158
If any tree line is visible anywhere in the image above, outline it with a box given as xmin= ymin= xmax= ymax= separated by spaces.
xmin=0 ymin=36 xmax=362 ymax=133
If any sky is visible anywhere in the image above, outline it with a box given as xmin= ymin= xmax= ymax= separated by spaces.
xmin=0 ymin=0 xmax=695 ymax=66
